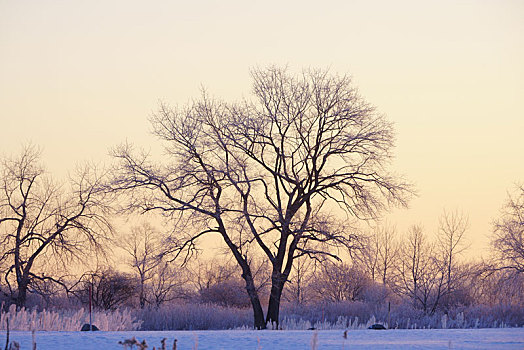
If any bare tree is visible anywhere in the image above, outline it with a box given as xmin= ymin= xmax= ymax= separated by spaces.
xmin=395 ymin=225 xmax=445 ymax=314
xmin=0 ymin=146 xmax=112 ymax=308
xmin=377 ymin=225 xmax=399 ymax=286
xmin=356 ymin=230 xmax=380 ymax=282
xmin=119 ymin=222 xmax=161 ymax=308
xmin=76 ymin=268 xmax=137 ymax=310
xmin=492 ymin=185 xmax=524 ymax=273
xmin=119 ymin=222 xmax=191 ymax=308
xmin=356 ymin=224 xmax=398 ymax=286
xmin=471 ymin=264 xmax=524 ymax=306
xmin=223 ymin=67 xmax=411 ymax=326
xmin=190 ymin=260 xmax=237 ymax=292
xmin=111 ymin=66 xmax=411 ymax=328
xmin=283 ymin=256 xmax=316 ymax=304
xmin=310 ymin=261 xmax=371 ymax=302
xmin=188 ymin=259 xmax=248 ymax=307
xmin=148 ymin=261 xmax=189 ymax=307
xmin=436 ymin=209 xmax=469 ymax=308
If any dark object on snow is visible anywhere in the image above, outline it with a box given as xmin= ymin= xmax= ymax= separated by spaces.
xmin=81 ymin=323 xmax=99 ymax=331
xmin=308 ymin=327 xmax=316 ymax=330
xmin=368 ymin=324 xmax=387 ymax=330
xmin=8 ymin=341 xmax=20 ymax=350
xmin=343 ymin=330 xmax=348 ymax=339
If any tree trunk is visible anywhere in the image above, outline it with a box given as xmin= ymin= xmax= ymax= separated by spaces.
xmin=216 ymin=218 xmax=266 ymax=329
xmin=139 ymin=276 xmax=146 ymax=308
xmin=243 ymin=274 xmax=266 ymax=330
xmin=16 ymin=280 xmax=28 ymax=309
xmin=266 ymin=272 xmax=285 ymax=329
xmin=265 ymin=225 xmax=297 ymax=329
xmin=238 ymin=259 xmax=266 ymax=329
xmin=250 ymin=299 xmax=266 ymax=330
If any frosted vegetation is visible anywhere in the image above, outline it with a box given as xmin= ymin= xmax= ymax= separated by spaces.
xmin=1 ymin=301 xmax=522 ymax=332
xmin=0 ymin=304 xmax=141 ymax=331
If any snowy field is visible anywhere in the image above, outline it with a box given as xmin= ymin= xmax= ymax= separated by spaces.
xmin=1 ymin=328 xmax=523 ymax=349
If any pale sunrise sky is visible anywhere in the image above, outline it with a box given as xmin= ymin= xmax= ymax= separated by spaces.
xmin=1 ymin=0 xmax=523 ymax=257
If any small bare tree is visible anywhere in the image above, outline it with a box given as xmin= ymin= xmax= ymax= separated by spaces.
xmin=148 ymin=261 xmax=189 ymax=307
xmin=189 ymin=259 xmax=249 ymax=307
xmin=0 ymin=146 xmax=112 ymax=308
xmin=492 ymin=185 xmax=524 ymax=273
xmin=356 ymin=230 xmax=380 ymax=282
xmin=356 ymin=224 xmax=398 ymax=286
xmin=377 ymin=225 xmax=399 ymax=286
xmin=395 ymin=225 xmax=445 ymax=314
xmin=119 ymin=222 xmax=161 ymax=308
xmin=436 ymin=209 xmax=469 ymax=308
xmin=284 ymin=257 xmax=316 ymax=304
xmin=309 ymin=261 xmax=370 ymax=302
xmin=119 ymin=222 xmax=189 ymax=307
xmin=471 ymin=264 xmax=524 ymax=306
xmin=76 ymin=268 xmax=137 ymax=310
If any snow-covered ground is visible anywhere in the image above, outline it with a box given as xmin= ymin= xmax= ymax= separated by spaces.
xmin=1 ymin=328 xmax=523 ymax=349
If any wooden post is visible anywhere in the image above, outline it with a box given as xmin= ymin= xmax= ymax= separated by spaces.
xmin=4 ymin=317 xmax=9 ymax=350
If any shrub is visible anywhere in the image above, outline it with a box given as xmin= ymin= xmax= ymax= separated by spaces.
xmin=0 ymin=303 xmax=141 ymax=331
xmin=135 ymin=303 xmax=252 ymax=330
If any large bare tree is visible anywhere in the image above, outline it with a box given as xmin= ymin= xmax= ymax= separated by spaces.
xmin=111 ymin=66 xmax=411 ymax=328
xmin=0 ymin=146 xmax=112 ymax=307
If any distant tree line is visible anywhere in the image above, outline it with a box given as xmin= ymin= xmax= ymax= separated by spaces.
xmin=0 ymin=174 xmax=521 ymax=324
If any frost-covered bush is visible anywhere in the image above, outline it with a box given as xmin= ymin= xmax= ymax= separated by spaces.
xmin=199 ymin=281 xmax=251 ymax=308
xmin=0 ymin=304 xmax=141 ymax=331
xmin=2 ymin=299 xmax=521 ymax=331
xmin=135 ymin=303 xmax=252 ymax=330
xmin=280 ymin=300 xmax=524 ymax=330
xmin=460 ymin=304 xmax=524 ymax=328
xmin=282 ymin=301 xmax=374 ymax=325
